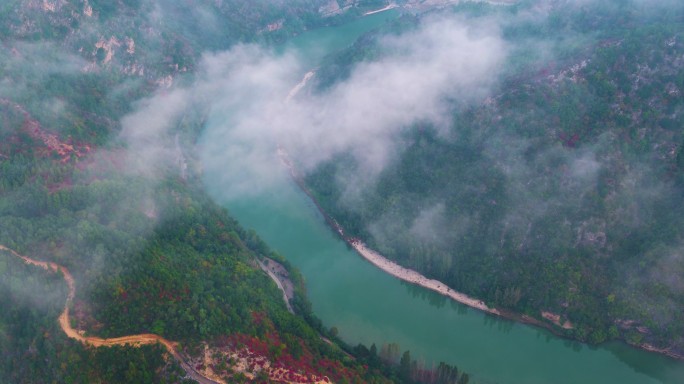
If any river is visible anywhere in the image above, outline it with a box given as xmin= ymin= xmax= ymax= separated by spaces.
xmin=201 ymin=9 xmax=684 ymax=384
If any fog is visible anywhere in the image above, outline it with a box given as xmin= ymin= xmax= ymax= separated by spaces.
xmin=2 ymin=0 xmax=683 ymax=350
xmin=196 ymin=14 xmax=507 ymax=198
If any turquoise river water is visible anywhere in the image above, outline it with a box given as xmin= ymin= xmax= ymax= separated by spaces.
xmin=201 ymin=9 xmax=684 ymax=384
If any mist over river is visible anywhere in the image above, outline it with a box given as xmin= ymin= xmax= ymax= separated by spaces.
xmin=201 ymin=9 xmax=684 ymax=384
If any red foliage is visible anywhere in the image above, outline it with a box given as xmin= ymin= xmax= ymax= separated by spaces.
xmin=0 ymin=98 xmax=91 ymax=163
xmin=227 ymin=330 xmax=367 ymax=383
xmin=559 ymin=132 xmax=580 ymax=148
xmin=251 ymin=311 xmax=266 ymax=325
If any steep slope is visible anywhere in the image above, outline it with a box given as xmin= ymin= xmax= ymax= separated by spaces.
xmin=304 ymin=0 xmax=684 ymax=354
xmin=0 ymin=1 xmax=416 ymax=383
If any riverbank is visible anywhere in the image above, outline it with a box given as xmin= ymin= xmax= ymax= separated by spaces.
xmin=349 ymin=238 xmax=499 ymax=315
xmin=286 ymin=71 xmax=316 ymax=102
xmin=257 ymin=257 xmax=295 ymax=314
xmin=364 ymin=3 xmax=399 ymax=16
xmin=275 ymin=149 xmax=684 ymax=362
xmin=277 ymin=150 xmax=554 ymax=324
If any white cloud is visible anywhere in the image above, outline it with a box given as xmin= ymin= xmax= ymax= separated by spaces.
xmin=119 ymin=88 xmax=190 ymax=177
xmin=197 ymin=15 xmax=507 ymax=198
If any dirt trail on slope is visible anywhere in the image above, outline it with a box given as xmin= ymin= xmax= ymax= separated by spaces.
xmin=0 ymin=245 xmax=220 ymax=384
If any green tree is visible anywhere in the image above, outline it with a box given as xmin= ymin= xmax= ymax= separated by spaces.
xmin=399 ymin=350 xmax=411 ymax=381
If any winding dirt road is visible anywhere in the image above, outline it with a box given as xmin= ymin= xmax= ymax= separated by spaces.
xmin=0 ymin=245 xmax=220 ymax=384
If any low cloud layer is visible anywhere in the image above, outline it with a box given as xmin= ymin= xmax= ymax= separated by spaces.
xmin=119 ymin=88 xmax=191 ymax=178
xmin=194 ymin=15 xmax=507 ymax=198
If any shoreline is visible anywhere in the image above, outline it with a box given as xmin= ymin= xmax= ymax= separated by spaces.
xmin=256 ymin=257 xmax=295 ymax=314
xmin=276 ymin=149 xmax=554 ymax=323
xmin=349 ymin=238 xmax=499 ymax=315
xmin=363 ymin=3 xmax=399 ymax=16
xmin=275 ymin=149 xmax=684 ymax=361
xmin=285 ymin=70 xmax=316 ymax=103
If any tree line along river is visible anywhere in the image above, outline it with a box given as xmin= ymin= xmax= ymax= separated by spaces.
xmin=201 ymin=9 xmax=684 ymax=384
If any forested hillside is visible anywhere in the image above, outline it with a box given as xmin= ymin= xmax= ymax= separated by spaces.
xmin=0 ymin=1 xmax=452 ymax=383
xmin=305 ymin=0 xmax=684 ymax=354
